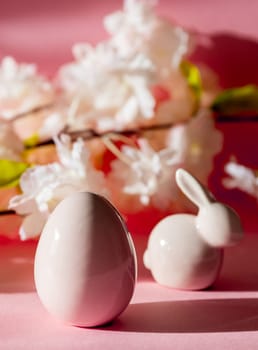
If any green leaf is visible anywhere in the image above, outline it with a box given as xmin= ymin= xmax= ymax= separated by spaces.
xmin=24 ymin=133 xmax=39 ymax=148
xmin=211 ymin=85 xmax=258 ymax=115
xmin=180 ymin=60 xmax=202 ymax=113
xmin=0 ymin=159 xmax=29 ymax=188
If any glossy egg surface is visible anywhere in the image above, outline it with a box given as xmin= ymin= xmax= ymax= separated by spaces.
xmin=34 ymin=192 xmax=136 ymax=327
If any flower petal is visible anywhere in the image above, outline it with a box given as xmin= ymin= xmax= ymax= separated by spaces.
xmin=19 ymin=211 xmax=47 ymax=240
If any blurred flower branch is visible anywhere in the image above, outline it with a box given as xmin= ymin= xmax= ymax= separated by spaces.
xmin=0 ymin=0 xmax=257 ymax=240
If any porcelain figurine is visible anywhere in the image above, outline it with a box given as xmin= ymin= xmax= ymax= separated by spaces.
xmin=34 ymin=192 xmax=137 ymax=327
xmin=143 ymin=168 xmax=243 ymax=290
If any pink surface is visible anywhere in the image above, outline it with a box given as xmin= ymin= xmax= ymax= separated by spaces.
xmin=1 ymin=1 xmax=258 ymax=349
xmin=1 ymin=233 xmax=258 ymax=349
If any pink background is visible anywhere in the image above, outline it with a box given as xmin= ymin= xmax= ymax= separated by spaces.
xmin=1 ymin=1 xmax=258 ymax=349
xmin=1 ymin=0 xmax=258 ymax=87
xmin=1 ymin=0 xmax=258 ymax=234
xmin=1 ymin=234 xmax=258 ymax=349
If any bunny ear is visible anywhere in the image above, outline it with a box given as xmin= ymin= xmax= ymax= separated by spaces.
xmin=176 ymin=168 xmax=214 ymax=208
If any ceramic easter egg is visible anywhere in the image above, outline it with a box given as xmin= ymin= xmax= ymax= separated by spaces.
xmin=34 ymin=192 xmax=137 ymax=327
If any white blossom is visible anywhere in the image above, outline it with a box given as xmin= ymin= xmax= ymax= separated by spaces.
xmin=58 ymin=42 xmax=156 ymax=131
xmin=0 ymin=121 xmax=23 ymax=161
xmin=224 ymin=161 xmax=258 ymax=197
xmin=2 ymin=1 xmax=224 ymax=241
xmin=104 ymin=0 xmax=191 ymax=72
xmin=108 ymin=138 xmax=179 ymax=209
xmin=9 ymin=134 xmax=107 ymax=239
xmin=39 ymin=111 xmax=66 ymax=139
xmin=167 ymin=110 xmax=223 ymax=183
xmin=57 ymin=0 xmax=193 ymax=133
xmin=0 ymin=56 xmax=55 ymax=120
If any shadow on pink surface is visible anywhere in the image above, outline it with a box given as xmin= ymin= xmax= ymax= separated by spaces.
xmin=103 ymin=298 xmax=258 ymax=333
xmin=192 ymin=32 xmax=258 ymax=87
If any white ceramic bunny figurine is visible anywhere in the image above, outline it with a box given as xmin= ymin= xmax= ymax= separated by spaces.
xmin=143 ymin=168 xmax=243 ymax=290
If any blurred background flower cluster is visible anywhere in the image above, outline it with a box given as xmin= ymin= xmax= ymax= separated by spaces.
xmin=0 ymin=0 xmax=257 ymax=240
